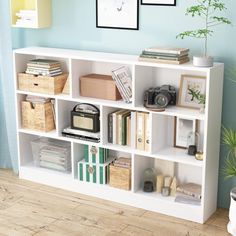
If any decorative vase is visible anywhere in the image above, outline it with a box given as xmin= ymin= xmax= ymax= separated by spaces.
xmin=228 ymin=187 xmax=236 ymax=236
xmin=193 ymin=56 xmax=213 ymax=67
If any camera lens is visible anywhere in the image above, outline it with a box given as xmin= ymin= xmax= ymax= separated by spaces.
xmin=154 ymin=91 xmax=171 ymax=108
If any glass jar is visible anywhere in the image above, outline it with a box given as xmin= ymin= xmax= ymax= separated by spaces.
xmin=187 ymin=131 xmax=200 ymax=155
xmin=142 ymin=168 xmax=157 ymax=192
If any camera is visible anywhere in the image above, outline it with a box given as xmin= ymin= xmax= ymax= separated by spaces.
xmin=144 ymin=85 xmax=176 ymax=110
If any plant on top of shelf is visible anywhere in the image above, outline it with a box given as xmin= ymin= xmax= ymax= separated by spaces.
xmin=177 ymin=0 xmax=232 ymax=67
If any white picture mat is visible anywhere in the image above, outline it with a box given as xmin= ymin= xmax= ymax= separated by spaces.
xmin=175 ymin=117 xmax=196 ymax=148
xmin=97 ymin=0 xmax=138 ymax=28
xmin=142 ymin=0 xmax=175 ymax=4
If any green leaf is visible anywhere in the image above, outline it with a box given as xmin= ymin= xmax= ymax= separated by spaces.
xmin=210 ymin=16 xmax=232 ymax=25
xmin=186 ymin=5 xmax=207 ymax=17
xmin=176 ymin=29 xmax=213 ymax=39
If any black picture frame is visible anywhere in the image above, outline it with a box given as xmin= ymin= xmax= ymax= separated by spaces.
xmin=96 ymin=0 xmax=139 ymax=30
xmin=141 ymin=0 xmax=176 ymax=6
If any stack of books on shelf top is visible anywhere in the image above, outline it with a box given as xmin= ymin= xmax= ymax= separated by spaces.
xmin=26 ymin=59 xmax=63 ymax=77
xmin=15 ymin=10 xmax=37 ymax=27
xmin=139 ymin=47 xmax=190 ymax=65
xmin=175 ymin=183 xmax=202 ymax=206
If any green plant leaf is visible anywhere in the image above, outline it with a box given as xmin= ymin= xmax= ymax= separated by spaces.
xmin=210 ymin=16 xmax=232 ymax=25
xmin=223 ymin=155 xmax=236 ymax=179
xmin=176 ymin=29 xmax=213 ymax=39
xmin=221 ymin=126 xmax=236 ymax=151
xmin=186 ymin=5 xmax=207 ymax=17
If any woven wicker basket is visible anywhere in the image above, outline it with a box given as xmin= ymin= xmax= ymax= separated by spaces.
xmin=21 ymin=101 xmax=55 ymax=132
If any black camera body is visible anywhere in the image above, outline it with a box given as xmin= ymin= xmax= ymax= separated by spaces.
xmin=144 ymin=85 xmax=176 ymax=110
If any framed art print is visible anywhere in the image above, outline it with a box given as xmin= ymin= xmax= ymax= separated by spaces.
xmin=174 ymin=117 xmax=197 ymax=149
xmin=178 ymin=75 xmax=206 ymax=109
xmin=141 ymin=0 xmax=176 ymax=6
xmin=96 ymin=0 xmax=139 ymax=30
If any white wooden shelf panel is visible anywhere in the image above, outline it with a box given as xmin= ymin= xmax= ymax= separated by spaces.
xmin=16 ymin=90 xmax=71 ymax=100
xmin=14 ymin=47 xmax=223 ymax=72
xmin=152 ymin=147 xmax=203 ymax=167
xmin=19 ymin=165 xmax=203 ymax=223
xmin=18 ymin=128 xmax=58 ymax=139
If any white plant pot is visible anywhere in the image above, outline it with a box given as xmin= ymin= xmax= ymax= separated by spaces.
xmin=193 ymin=56 xmax=214 ymax=67
xmin=228 ymin=187 xmax=236 ymax=236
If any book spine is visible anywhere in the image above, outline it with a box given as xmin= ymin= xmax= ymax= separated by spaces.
xmin=117 ymin=114 xmax=123 ymax=145
xmin=108 ymin=113 xmax=113 ymax=143
xmin=121 ymin=115 xmax=127 ymax=146
xmin=112 ymin=112 xmax=117 ymax=145
xmin=126 ymin=115 xmax=131 ymax=146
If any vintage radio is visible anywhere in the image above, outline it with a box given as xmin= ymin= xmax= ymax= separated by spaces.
xmin=71 ymin=103 xmax=100 ymax=133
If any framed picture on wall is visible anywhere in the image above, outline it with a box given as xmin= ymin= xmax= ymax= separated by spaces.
xmin=174 ymin=117 xmax=197 ymax=149
xmin=141 ymin=0 xmax=176 ymax=6
xmin=178 ymin=75 xmax=206 ymax=109
xmin=96 ymin=0 xmax=139 ymax=30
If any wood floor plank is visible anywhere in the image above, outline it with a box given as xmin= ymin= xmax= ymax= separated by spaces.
xmin=0 ymin=169 xmax=231 ymax=236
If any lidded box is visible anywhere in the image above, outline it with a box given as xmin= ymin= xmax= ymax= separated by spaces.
xmin=84 ymin=145 xmax=109 ymax=164
xmin=80 ymin=74 xmax=122 ymax=101
xmin=78 ymin=158 xmax=113 ymax=185
xmin=18 ymin=73 xmax=68 ymax=95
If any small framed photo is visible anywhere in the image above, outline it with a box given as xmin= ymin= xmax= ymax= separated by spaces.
xmin=174 ymin=117 xmax=197 ymax=148
xmin=96 ymin=0 xmax=139 ymax=30
xmin=178 ymin=75 xmax=206 ymax=109
xmin=141 ymin=0 xmax=176 ymax=6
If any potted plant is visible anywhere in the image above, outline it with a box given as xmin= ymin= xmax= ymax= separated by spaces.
xmin=177 ymin=0 xmax=231 ymax=67
xmin=222 ymin=126 xmax=236 ymax=235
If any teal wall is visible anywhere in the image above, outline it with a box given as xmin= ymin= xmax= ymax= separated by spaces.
xmin=11 ymin=0 xmax=236 ymax=208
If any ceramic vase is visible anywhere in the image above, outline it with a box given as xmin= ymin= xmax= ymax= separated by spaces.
xmin=228 ymin=187 xmax=236 ymax=236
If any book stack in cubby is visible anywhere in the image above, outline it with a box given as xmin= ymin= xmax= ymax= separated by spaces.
xmin=108 ymin=109 xmax=131 ymax=146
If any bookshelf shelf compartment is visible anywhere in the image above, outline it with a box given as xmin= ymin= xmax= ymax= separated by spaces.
xmin=10 ymin=0 xmax=52 ymax=28
xmin=14 ymin=47 xmax=224 ymax=224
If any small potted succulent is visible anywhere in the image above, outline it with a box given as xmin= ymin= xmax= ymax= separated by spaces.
xmin=222 ymin=126 xmax=236 ymax=235
xmin=177 ymin=0 xmax=231 ymax=67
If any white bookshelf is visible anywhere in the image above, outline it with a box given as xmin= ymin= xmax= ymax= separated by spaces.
xmin=13 ymin=47 xmax=224 ymax=223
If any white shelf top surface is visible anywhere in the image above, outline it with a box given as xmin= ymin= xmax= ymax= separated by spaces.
xmin=14 ymin=46 xmax=223 ymax=71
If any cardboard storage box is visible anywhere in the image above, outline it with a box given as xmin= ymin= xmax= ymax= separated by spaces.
xmin=84 ymin=145 xmax=109 ymax=164
xmin=18 ymin=73 xmax=68 ymax=95
xmin=80 ymin=74 xmax=122 ymax=101
xmin=21 ymin=101 xmax=55 ymax=132
xmin=109 ymin=165 xmax=131 ymax=190
xmin=78 ymin=158 xmax=114 ymax=185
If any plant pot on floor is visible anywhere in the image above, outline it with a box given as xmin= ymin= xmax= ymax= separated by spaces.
xmin=193 ymin=56 xmax=213 ymax=67
xmin=228 ymin=187 xmax=236 ymax=236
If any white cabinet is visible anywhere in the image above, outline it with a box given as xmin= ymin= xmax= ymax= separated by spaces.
xmin=13 ymin=47 xmax=224 ymax=223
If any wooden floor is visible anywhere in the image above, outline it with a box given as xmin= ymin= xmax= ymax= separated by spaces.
xmin=0 ymin=169 xmax=230 ymax=236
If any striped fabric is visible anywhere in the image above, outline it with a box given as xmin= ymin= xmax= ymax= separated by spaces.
xmin=78 ymin=159 xmax=110 ymax=185
xmin=84 ymin=145 xmax=109 ymax=164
